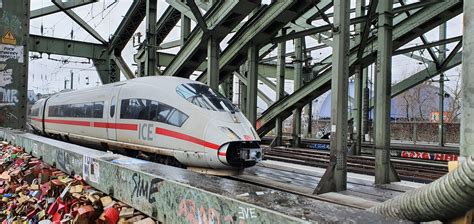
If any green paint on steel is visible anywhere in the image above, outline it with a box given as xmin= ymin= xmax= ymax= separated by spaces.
xmin=0 ymin=0 xmax=30 ymax=129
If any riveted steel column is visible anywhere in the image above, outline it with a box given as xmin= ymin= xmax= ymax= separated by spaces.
xmin=438 ymin=22 xmax=447 ymax=147
xmin=181 ymin=14 xmax=191 ymax=44
xmin=208 ymin=35 xmax=219 ymax=90
xmin=362 ymin=67 xmax=369 ymax=140
xmin=374 ymin=0 xmax=400 ymax=184
xmin=293 ymin=37 xmax=304 ymax=147
xmin=239 ymin=66 xmax=247 ymax=114
xmin=314 ymin=0 xmax=350 ymax=194
xmin=461 ymin=0 xmax=474 ymax=158
xmin=354 ymin=66 xmax=363 ymax=155
xmin=275 ymin=29 xmax=287 ymax=146
xmin=0 ymin=0 xmax=30 ymax=129
xmin=246 ymin=44 xmax=258 ymax=127
xmin=353 ymin=0 xmax=365 ymax=155
xmin=222 ymin=75 xmax=233 ymax=100
xmin=144 ymin=0 xmax=157 ymax=77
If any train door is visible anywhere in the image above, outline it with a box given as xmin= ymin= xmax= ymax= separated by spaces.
xmin=106 ymin=88 xmax=121 ymax=141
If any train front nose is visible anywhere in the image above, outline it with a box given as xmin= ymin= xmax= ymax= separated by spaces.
xmin=204 ymin=119 xmax=263 ymax=168
xmin=217 ymin=141 xmax=262 ymax=168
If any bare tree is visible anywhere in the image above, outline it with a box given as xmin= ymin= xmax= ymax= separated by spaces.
xmin=445 ymin=69 xmax=462 ymax=122
xmin=394 ymin=81 xmax=438 ymax=121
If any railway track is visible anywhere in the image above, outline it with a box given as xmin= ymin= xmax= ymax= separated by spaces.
xmin=261 ymin=136 xmax=460 ymax=155
xmin=263 ymin=147 xmax=448 ymax=183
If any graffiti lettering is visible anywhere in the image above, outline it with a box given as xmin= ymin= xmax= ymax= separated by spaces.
xmin=177 ymin=199 xmax=256 ymax=224
xmin=131 ymin=173 xmax=162 ymax=203
xmin=238 ymin=207 xmax=257 ymax=220
xmin=0 ymin=88 xmax=18 ymax=106
xmin=401 ymin=151 xmax=458 ymax=161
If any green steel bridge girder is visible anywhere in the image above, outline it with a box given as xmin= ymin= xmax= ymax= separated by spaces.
xmin=162 ymin=0 xmax=261 ymax=78
xmin=196 ymin=0 xmax=317 ymax=84
xmin=256 ymin=0 xmax=463 ymax=136
xmin=29 ymin=35 xmax=108 ymax=60
xmin=30 ymin=0 xmax=97 ymax=19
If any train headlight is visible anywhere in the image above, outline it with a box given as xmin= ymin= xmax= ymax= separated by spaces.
xmin=219 ymin=127 xmax=241 ymax=140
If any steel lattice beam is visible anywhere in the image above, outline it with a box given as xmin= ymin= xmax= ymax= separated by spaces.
xmin=197 ymin=0 xmax=317 ymax=83
xmin=163 ymin=0 xmax=260 ymax=78
xmin=155 ymin=6 xmax=181 ymax=46
xmin=109 ymin=0 xmax=147 ymax=54
xmin=29 ymin=35 xmax=107 ymax=60
xmin=256 ymin=0 xmax=462 ymax=136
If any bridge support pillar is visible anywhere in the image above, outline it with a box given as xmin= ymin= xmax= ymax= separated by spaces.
xmin=181 ymin=14 xmax=191 ymax=44
xmin=292 ymin=37 xmax=304 ymax=147
xmin=207 ymin=35 xmax=219 ymax=90
xmin=353 ymin=0 xmax=365 ymax=155
xmin=0 ymin=0 xmax=30 ymax=129
xmin=144 ymin=0 xmax=157 ymax=77
xmin=314 ymin=0 xmax=350 ymax=194
xmin=374 ymin=0 xmax=400 ymax=185
xmin=246 ymin=44 xmax=258 ymax=127
xmin=275 ymin=29 xmax=287 ymax=146
xmin=461 ymin=0 xmax=474 ymax=158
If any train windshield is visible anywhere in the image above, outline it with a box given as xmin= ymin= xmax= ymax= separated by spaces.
xmin=176 ymin=83 xmax=238 ymax=113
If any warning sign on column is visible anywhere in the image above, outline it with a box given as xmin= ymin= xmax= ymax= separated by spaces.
xmin=1 ymin=32 xmax=16 ymax=45
xmin=0 ymin=44 xmax=23 ymax=63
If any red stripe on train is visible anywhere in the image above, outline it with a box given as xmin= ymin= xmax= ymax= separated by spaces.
xmin=155 ymin=127 xmax=220 ymax=150
xmin=93 ymin=122 xmax=138 ymax=131
xmin=32 ymin=118 xmax=223 ymax=153
xmin=43 ymin=119 xmax=91 ymax=127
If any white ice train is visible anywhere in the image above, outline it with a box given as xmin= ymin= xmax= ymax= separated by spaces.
xmin=30 ymin=76 xmax=262 ymax=175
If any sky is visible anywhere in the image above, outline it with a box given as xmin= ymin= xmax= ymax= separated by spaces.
xmin=28 ymin=0 xmax=464 ymax=111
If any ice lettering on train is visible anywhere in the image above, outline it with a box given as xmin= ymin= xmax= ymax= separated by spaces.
xmin=138 ymin=123 xmax=153 ymax=141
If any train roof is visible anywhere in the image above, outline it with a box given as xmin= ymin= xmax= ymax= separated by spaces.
xmin=51 ymin=76 xmax=200 ymax=97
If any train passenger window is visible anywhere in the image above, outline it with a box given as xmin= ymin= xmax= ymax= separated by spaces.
xmin=30 ymin=108 xmax=40 ymax=116
xmin=84 ymin=103 xmax=93 ymax=118
xmin=120 ymin=98 xmax=188 ymax=127
xmin=93 ymin=102 xmax=104 ymax=118
xmin=48 ymin=101 xmax=104 ymax=118
xmin=176 ymin=83 xmax=238 ymax=113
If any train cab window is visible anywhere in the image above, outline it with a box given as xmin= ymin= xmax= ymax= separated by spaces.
xmin=121 ymin=98 xmax=188 ymax=127
xmin=176 ymin=83 xmax=238 ymax=113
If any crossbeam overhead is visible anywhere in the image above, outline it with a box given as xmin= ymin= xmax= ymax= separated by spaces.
xmin=30 ymin=0 xmax=97 ymax=19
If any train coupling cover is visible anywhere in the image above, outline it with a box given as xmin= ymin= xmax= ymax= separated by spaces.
xmin=240 ymin=148 xmax=263 ymax=162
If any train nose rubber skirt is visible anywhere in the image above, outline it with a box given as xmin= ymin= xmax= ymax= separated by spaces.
xmin=369 ymin=156 xmax=474 ymax=222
